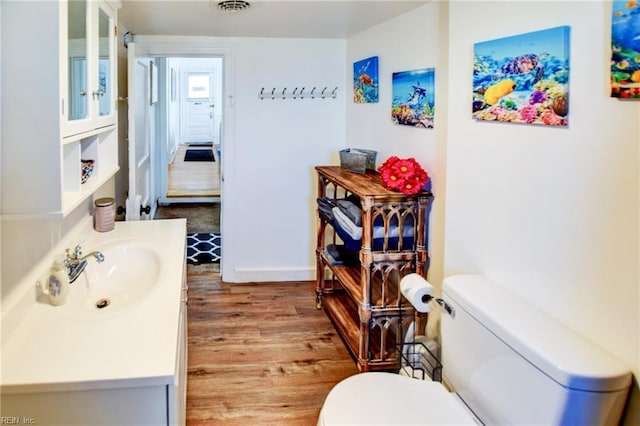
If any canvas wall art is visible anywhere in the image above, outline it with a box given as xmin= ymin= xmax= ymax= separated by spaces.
xmin=353 ymin=56 xmax=379 ymax=103
xmin=611 ymin=0 xmax=640 ymax=98
xmin=391 ymin=68 xmax=435 ymax=129
xmin=472 ymin=26 xmax=570 ymax=126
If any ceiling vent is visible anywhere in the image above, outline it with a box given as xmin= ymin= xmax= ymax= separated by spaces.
xmin=215 ymin=0 xmax=251 ymax=12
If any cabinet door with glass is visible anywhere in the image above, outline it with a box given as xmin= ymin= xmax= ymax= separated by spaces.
xmin=62 ymin=0 xmax=117 ymax=139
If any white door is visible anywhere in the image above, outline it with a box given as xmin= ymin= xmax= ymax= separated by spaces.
xmin=181 ymin=70 xmax=216 ymax=143
xmin=126 ymin=43 xmax=154 ymax=220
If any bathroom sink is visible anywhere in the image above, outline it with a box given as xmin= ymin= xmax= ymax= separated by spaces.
xmin=60 ymin=241 xmax=163 ymax=320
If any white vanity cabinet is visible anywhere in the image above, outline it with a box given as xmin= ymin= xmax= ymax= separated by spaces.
xmin=169 ymin=277 xmax=189 ymax=425
xmin=0 ymin=0 xmax=120 ymax=217
xmin=0 ymin=290 xmax=189 ymax=426
xmin=0 ymin=221 xmax=188 ymax=425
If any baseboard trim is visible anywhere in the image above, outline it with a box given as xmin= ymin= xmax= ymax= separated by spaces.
xmin=158 ymin=197 xmax=221 ymax=205
xmin=232 ymin=267 xmax=315 ymax=283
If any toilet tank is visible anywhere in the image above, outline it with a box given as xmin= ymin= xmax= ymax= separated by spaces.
xmin=441 ymin=274 xmax=631 ymax=425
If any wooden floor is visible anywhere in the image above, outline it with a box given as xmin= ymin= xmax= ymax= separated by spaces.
xmin=186 ymin=271 xmax=358 ymax=425
xmin=168 ymin=144 xmax=221 ymax=198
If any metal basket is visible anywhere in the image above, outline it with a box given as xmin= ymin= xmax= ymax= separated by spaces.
xmin=397 ymin=340 xmax=443 ymax=381
xmin=339 ymin=148 xmax=377 ymax=174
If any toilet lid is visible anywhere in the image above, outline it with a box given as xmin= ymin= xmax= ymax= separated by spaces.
xmin=320 ymin=372 xmax=478 ymax=425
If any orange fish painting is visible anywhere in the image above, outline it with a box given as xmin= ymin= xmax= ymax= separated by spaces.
xmin=353 ymin=56 xmax=379 ymax=103
xmin=359 ymin=74 xmax=373 ymax=86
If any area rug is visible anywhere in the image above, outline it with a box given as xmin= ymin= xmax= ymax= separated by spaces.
xmin=186 ymin=232 xmax=221 ymax=264
xmin=184 ymin=149 xmax=215 ymax=162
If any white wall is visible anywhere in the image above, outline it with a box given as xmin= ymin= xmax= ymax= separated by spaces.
xmin=444 ymin=1 xmax=639 ymax=422
xmin=346 ymin=3 xmax=448 ymax=309
xmin=346 ymin=1 xmax=639 ymax=422
xmin=231 ymin=37 xmax=346 ymax=281
xmin=134 ymin=35 xmax=346 ymax=282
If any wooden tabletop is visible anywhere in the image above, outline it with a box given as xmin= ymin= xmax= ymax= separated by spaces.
xmin=315 ymin=166 xmax=431 ymax=201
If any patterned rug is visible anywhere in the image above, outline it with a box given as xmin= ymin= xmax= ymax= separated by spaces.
xmin=186 ymin=232 xmax=221 ymax=264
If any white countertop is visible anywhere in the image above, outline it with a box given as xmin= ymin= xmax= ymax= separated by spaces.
xmin=1 ymin=219 xmax=187 ymax=394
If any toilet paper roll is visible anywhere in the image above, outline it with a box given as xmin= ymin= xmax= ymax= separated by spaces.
xmin=400 ymin=273 xmax=433 ymax=313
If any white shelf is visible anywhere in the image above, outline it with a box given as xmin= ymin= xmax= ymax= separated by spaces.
xmin=61 ymin=165 xmax=120 ymax=217
xmin=61 ymin=123 xmax=116 ymax=145
xmin=1 ymin=165 xmax=120 ymax=220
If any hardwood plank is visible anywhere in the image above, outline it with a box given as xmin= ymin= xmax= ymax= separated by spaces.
xmin=168 ymin=144 xmax=220 ymax=197
xmin=186 ymin=275 xmax=358 ymax=425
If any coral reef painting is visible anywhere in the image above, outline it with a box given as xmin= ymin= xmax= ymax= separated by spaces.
xmin=353 ymin=56 xmax=379 ymax=103
xmin=392 ymin=68 xmax=435 ymax=128
xmin=473 ymin=26 xmax=570 ymax=126
xmin=611 ymin=0 xmax=640 ymax=98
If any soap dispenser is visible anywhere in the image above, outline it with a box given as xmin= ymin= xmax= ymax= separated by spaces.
xmin=44 ymin=256 xmax=69 ymax=306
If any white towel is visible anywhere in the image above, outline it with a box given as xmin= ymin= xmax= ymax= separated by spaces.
xmin=332 ymin=207 xmax=362 ymax=240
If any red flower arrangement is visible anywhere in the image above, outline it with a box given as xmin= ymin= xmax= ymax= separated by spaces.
xmin=377 ymin=156 xmax=429 ymax=195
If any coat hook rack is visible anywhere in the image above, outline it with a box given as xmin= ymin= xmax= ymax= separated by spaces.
xmin=258 ymin=86 xmax=338 ymax=100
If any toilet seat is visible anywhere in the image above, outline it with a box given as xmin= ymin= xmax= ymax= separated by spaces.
xmin=319 ymin=372 xmax=478 ymax=425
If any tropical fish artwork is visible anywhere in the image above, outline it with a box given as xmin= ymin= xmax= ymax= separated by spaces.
xmin=472 ymin=26 xmax=570 ymax=126
xmin=611 ymin=0 xmax=640 ymax=98
xmin=353 ymin=56 xmax=379 ymax=103
xmin=392 ymin=68 xmax=435 ymax=129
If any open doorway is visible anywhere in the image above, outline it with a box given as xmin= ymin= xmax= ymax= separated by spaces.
xmin=163 ymin=57 xmax=222 ymax=201
xmin=153 ymin=56 xmax=223 ymax=272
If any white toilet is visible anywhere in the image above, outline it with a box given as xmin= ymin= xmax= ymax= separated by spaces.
xmin=318 ymin=274 xmax=632 ymax=425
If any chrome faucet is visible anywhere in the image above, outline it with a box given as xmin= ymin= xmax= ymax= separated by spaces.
xmin=65 ymin=245 xmax=105 ymax=284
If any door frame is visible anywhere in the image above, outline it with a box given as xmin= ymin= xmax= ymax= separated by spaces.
xmin=125 ymin=42 xmax=155 ymax=221
xmin=129 ymin=36 xmax=236 ymax=281
xmin=158 ymin=57 xmax=222 ymax=200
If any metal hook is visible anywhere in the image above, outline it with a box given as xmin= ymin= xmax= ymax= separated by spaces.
xmin=331 ymin=87 xmax=338 ymax=98
xmin=310 ymin=87 xmax=316 ymax=99
xmin=271 ymin=88 xmax=275 ymax=100
xmin=282 ymin=87 xmax=286 ymax=100
xmin=259 ymin=87 xmax=264 ymax=100
xmin=321 ymin=87 xmax=327 ymax=99
xmin=300 ymin=87 xmax=305 ymax=99
xmin=293 ymin=87 xmax=298 ymax=99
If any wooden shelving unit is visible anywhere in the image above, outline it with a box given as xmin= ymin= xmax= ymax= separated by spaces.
xmin=315 ymin=166 xmax=432 ymax=371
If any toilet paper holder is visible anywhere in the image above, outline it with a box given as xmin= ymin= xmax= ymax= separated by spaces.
xmin=434 ymin=297 xmax=456 ymax=318
xmin=400 ymin=274 xmax=456 ymax=318
xmin=420 ymin=294 xmax=456 ymax=318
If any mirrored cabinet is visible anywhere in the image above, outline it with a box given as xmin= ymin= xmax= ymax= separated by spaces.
xmin=1 ymin=0 xmax=120 ymax=218
xmin=63 ymin=0 xmax=117 ymax=138
xmin=67 ymin=0 xmax=89 ymax=122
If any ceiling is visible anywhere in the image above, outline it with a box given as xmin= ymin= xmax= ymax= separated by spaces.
xmin=117 ymin=0 xmax=430 ymax=39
